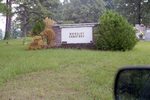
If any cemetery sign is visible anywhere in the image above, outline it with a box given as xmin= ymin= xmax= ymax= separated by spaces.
xmin=61 ymin=27 xmax=93 ymax=44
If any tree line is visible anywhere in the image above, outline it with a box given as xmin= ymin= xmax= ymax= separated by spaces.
xmin=0 ymin=0 xmax=149 ymax=39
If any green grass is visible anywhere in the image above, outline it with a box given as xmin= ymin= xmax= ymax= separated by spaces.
xmin=0 ymin=39 xmax=150 ymax=99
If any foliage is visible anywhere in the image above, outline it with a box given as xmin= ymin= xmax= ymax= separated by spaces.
xmin=28 ymin=36 xmax=44 ymax=50
xmin=104 ymin=0 xmax=114 ymax=9
xmin=14 ymin=0 xmax=62 ymax=37
xmin=141 ymin=1 xmax=150 ymax=26
xmin=62 ymin=0 xmax=105 ymax=23
xmin=32 ymin=20 xmax=45 ymax=36
xmin=114 ymin=0 xmax=150 ymax=25
xmin=0 ymin=2 xmax=6 ymax=13
xmin=11 ymin=20 xmax=21 ymax=38
xmin=96 ymin=11 xmax=138 ymax=51
xmin=40 ymin=17 xmax=56 ymax=47
xmin=31 ymin=17 xmax=56 ymax=49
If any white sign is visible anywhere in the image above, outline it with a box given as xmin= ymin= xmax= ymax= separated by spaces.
xmin=61 ymin=27 xmax=93 ymax=44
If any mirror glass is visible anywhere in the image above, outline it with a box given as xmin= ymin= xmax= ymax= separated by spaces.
xmin=115 ymin=68 xmax=150 ymax=100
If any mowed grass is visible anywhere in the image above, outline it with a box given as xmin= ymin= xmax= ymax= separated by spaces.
xmin=0 ymin=39 xmax=150 ymax=100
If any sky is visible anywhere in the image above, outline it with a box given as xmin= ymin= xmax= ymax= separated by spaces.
xmin=0 ymin=1 xmax=5 ymax=38
xmin=60 ymin=0 xmax=64 ymax=2
xmin=0 ymin=15 xmax=5 ymax=33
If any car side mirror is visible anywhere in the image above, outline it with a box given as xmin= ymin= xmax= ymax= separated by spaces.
xmin=114 ymin=67 xmax=150 ymax=100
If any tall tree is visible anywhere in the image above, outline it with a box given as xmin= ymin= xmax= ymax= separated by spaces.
xmin=63 ymin=0 xmax=105 ymax=23
xmin=4 ymin=0 xmax=12 ymax=40
xmin=104 ymin=0 xmax=114 ymax=9
xmin=114 ymin=0 xmax=150 ymax=25
xmin=14 ymin=0 xmax=61 ymax=37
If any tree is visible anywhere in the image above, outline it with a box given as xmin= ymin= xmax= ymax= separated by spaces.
xmin=104 ymin=0 xmax=114 ymax=9
xmin=0 ymin=0 xmax=6 ymax=13
xmin=4 ymin=0 xmax=12 ymax=40
xmin=32 ymin=20 xmax=45 ymax=36
xmin=96 ymin=11 xmax=137 ymax=51
xmin=62 ymin=0 xmax=105 ymax=23
xmin=0 ymin=0 xmax=11 ymax=40
xmin=14 ymin=0 xmax=61 ymax=37
xmin=11 ymin=20 xmax=21 ymax=38
xmin=0 ymin=29 xmax=3 ymax=40
xmin=114 ymin=0 xmax=150 ymax=25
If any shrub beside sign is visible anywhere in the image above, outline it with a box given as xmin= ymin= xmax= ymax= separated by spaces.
xmin=61 ymin=27 xmax=93 ymax=44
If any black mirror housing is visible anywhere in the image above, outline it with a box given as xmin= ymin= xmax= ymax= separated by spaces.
xmin=114 ymin=67 xmax=150 ymax=100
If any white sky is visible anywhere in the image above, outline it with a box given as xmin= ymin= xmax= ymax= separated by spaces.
xmin=0 ymin=0 xmax=5 ymax=38
xmin=60 ymin=0 xmax=64 ymax=2
xmin=0 ymin=15 xmax=6 ymax=33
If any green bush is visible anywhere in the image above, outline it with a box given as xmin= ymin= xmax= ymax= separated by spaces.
xmin=96 ymin=11 xmax=138 ymax=51
xmin=32 ymin=20 xmax=45 ymax=36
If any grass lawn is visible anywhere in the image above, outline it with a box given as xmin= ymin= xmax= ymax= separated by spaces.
xmin=0 ymin=39 xmax=150 ymax=100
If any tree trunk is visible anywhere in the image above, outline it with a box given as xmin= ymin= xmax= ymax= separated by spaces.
xmin=4 ymin=0 xmax=12 ymax=40
xmin=137 ymin=0 xmax=142 ymax=24
xmin=21 ymin=17 xmax=27 ymax=37
xmin=21 ymin=9 xmax=27 ymax=38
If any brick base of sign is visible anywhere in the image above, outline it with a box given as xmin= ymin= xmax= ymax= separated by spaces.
xmin=59 ymin=43 xmax=96 ymax=49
